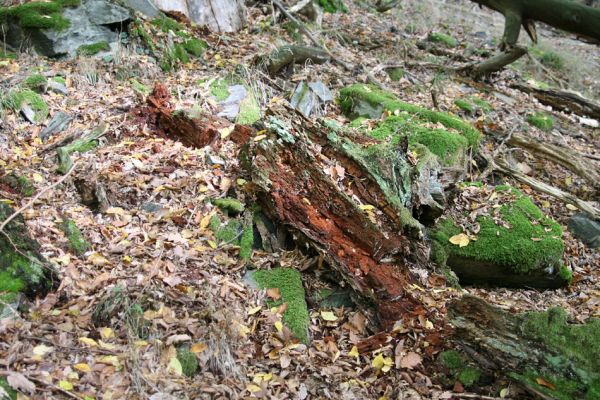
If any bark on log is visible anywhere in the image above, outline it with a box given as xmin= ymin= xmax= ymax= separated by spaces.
xmin=512 ymin=82 xmax=600 ymax=119
xmin=449 ymin=295 xmax=600 ymax=400
xmin=242 ymin=105 xmax=430 ymax=329
xmin=506 ymin=132 xmax=600 ymax=191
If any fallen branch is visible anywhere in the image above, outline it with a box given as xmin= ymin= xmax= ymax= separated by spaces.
xmin=258 ymin=45 xmax=330 ymax=75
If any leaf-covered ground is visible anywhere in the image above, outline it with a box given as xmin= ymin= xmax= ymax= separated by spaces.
xmin=0 ymin=0 xmax=599 ymax=399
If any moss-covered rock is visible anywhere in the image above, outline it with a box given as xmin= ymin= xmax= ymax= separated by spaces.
xmin=431 ymin=185 xmax=567 ymax=288
xmin=252 ymin=268 xmax=310 ymax=344
xmin=527 ymin=112 xmax=554 ymax=131
xmin=454 ymin=96 xmax=491 ymax=115
xmin=59 ymin=219 xmax=90 ymax=256
xmin=77 ymin=41 xmax=110 ymax=56
xmin=210 ymin=215 xmax=253 ymax=260
xmin=0 ymin=203 xmax=57 ymax=312
xmin=2 ymin=89 xmax=48 ymax=122
xmin=23 ymin=74 xmax=48 ymax=92
xmin=176 ymin=346 xmax=199 ymax=377
xmin=0 ymin=0 xmax=79 ymax=31
xmin=317 ymin=0 xmax=348 ymax=13
xmin=210 ymin=77 xmax=261 ymax=125
xmin=338 ymin=84 xmax=480 ymax=147
xmin=427 ymin=32 xmax=457 ymax=48
xmin=386 ymin=67 xmax=404 ymax=81
xmin=183 ymin=38 xmax=207 ymax=57
xmin=0 ymin=173 xmax=35 ymax=197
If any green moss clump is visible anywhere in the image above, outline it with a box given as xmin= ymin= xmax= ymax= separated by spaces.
xmin=3 ymin=0 xmax=79 ymax=31
xmin=52 ymin=76 xmax=66 ymax=85
xmin=458 ymin=367 xmax=481 ymax=387
xmin=210 ymin=79 xmax=230 ymax=101
xmin=0 ymin=173 xmax=35 ymax=196
xmin=317 ymin=0 xmax=348 ymax=13
xmin=77 ymin=41 xmax=110 ymax=56
xmin=176 ymin=346 xmax=199 ymax=377
xmin=151 ymin=16 xmax=183 ymax=32
xmin=24 ymin=74 xmax=48 ymax=92
xmin=387 ymin=68 xmax=404 ymax=82
xmin=130 ymin=79 xmax=149 ymax=95
xmin=432 ymin=186 xmax=564 ymax=274
xmin=530 ymin=47 xmax=565 ymax=70
xmin=0 ymin=51 xmax=17 ymax=60
xmin=213 ymin=198 xmax=244 ymax=214
xmin=253 ymin=268 xmax=310 ymax=343
xmin=0 ymin=270 xmax=26 ymax=293
xmin=0 ymin=376 xmax=17 ymax=400
xmin=60 ymin=219 xmax=90 ymax=256
xmin=428 ymin=32 xmax=457 ymax=48
xmin=559 ymin=265 xmax=573 ymax=283
xmin=239 ymin=224 xmax=253 ymax=261
xmin=3 ymin=89 xmax=48 ymax=122
xmin=338 ymin=84 xmax=480 ymax=147
xmin=183 ymin=38 xmax=207 ymax=57
xmin=527 ymin=112 xmax=554 ymax=131
xmin=454 ymin=99 xmax=474 ymax=113
xmin=440 ymin=350 xmax=464 ymax=370
xmin=214 ymin=219 xmax=242 ymax=244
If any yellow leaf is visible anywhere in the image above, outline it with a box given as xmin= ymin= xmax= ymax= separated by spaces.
xmin=191 ymin=342 xmax=208 ymax=354
xmin=74 ymin=363 xmax=91 ymax=373
xmin=207 ymin=240 xmax=217 ymax=249
xmin=248 ymin=306 xmax=262 ymax=315
xmin=372 ymin=353 xmax=393 ymax=373
xmin=58 ymin=380 xmax=73 ymax=391
xmin=274 ymin=321 xmax=283 ymax=333
xmin=99 ymin=356 xmax=121 ymax=368
xmin=246 ymin=384 xmax=262 ymax=393
xmin=134 ymin=340 xmax=149 ymax=347
xmin=167 ymin=357 xmax=183 ymax=376
xmin=236 ymin=178 xmax=247 ymax=186
xmin=78 ymin=337 xmax=98 ymax=347
xmin=348 ymin=346 xmax=360 ymax=358
xmin=33 ymin=344 xmax=54 ymax=356
xmin=100 ymin=327 xmax=114 ymax=340
xmin=105 ymin=207 xmax=125 ymax=215
xmin=321 ymin=311 xmax=338 ymax=322
xmin=566 ymin=204 xmax=578 ymax=211
xmin=449 ymin=233 xmax=470 ymax=247
xmin=87 ymin=252 xmax=110 ymax=267
xmin=541 ymin=201 xmax=551 ymax=208
xmin=359 ymin=204 xmax=375 ymax=212
xmin=32 ymin=173 xmax=43 ymax=183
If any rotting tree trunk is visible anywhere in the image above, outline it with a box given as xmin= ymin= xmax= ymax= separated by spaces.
xmin=512 ymin=82 xmax=600 ymax=119
xmin=241 ymin=105 xmax=431 ymax=330
xmin=468 ymin=0 xmax=600 ymax=75
xmin=449 ymin=295 xmax=600 ymax=400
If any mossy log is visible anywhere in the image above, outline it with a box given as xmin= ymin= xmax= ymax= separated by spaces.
xmin=512 ymin=82 xmax=600 ymax=119
xmin=449 ymin=295 xmax=600 ymax=400
xmin=241 ymin=105 xmax=430 ymax=329
xmin=257 ymin=45 xmax=330 ymax=75
xmin=0 ymin=203 xmax=57 ymax=301
xmin=56 ymin=123 xmax=107 ymax=174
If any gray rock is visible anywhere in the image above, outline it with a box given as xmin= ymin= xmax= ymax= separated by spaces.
xmin=217 ymin=85 xmax=247 ymax=121
xmin=290 ymin=81 xmax=333 ymax=117
xmin=3 ymin=0 xmax=130 ymax=58
xmin=568 ymin=213 xmax=600 ymax=249
xmin=47 ymin=80 xmax=69 ymax=95
xmin=122 ymin=0 xmax=160 ymax=17
xmin=40 ymin=112 xmax=73 ymax=142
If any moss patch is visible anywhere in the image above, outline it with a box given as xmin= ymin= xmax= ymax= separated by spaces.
xmin=60 ymin=219 xmax=90 ymax=256
xmin=338 ymin=84 xmax=480 ymax=147
xmin=3 ymin=89 xmax=48 ymax=122
xmin=24 ymin=74 xmax=48 ymax=92
xmin=213 ymin=198 xmax=245 ymax=214
xmin=432 ymin=186 xmax=564 ymax=275
xmin=253 ymin=268 xmax=310 ymax=344
xmin=317 ymin=0 xmax=348 ymax=13
xmin=77 ymin=41 xmax=110 ymax=56
xmin=210 ymin=78 xmax=230 ymax=101
xmin=0 ymin=377 xmax=17 ymax=400
xmin=0 ymin=173 xmax=35 ymax=197
xmin=209 ymin=77 xmax=261 ymax=124
xmin=440 ymin=350 xmax=464 ymax=370
xmin=458 ymin=367 xmax=481 ymax=387
xmin=387 ymin=67 xmax=404 ymax=81
xmin=0 ymin=0 xmax=80 ymax=31
xmin=151 ymin=15 xmax=183 ymax=33
xmin=183 ymin=38 xmax=207 ymax=57
xmin=527 ymin=112 xmax=554 ymax=131
xmin=210 ymin=215 xmax=253 ymax=260
xmin=428 ymin=32 xmax=457 ymax=48
xmin=176 ymin=346 xmax=199 ymax=377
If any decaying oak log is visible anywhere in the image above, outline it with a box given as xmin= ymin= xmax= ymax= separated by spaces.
xmin=242 ymin=105 xmax=430 ymax=329
xmin=512 ymin=82 xmax=600 ymax=119
xmin=507 ymin=132 xmax=600 ymax=190
xmin=449 ymin=295 xmax=600 ymax=400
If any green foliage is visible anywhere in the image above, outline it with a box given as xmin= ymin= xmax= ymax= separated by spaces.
xmin=428 ymin=32 xmax=457 ymax=48
xmin=0 ymin=270 xmax=26 ymax=293
xmin=176 ymin=346 xmax=199 ymax=377
xmin=60 ymin=219 xmax=90 ymax=256
xmin=440 ymin=350 xmax=464 ymax=370
xmin=77 ymin=41 xmax=110 ymax=56
xmin=0 ymin=377 xmax=17 ymax=400
xmin=130 ymin=79 xmax=149 ymax=95
xmin=183 ymin=38 xmax=207 ymax=57
xmin=527 ymin=112 xmax=554 ymax=131
xmin=0 ymin=173 xmax=35 ymax=196
xmin=0 ymin=51 xmax=17 ymax=60
xmin=317 ymin=0 xmax=348 ymax=13
xmin=3 ymin=89 xmax=48 ymax=122
xmin=210 ymin=79 xmax=230 ymax=101
xmin=151 ymin=15 xmax=183 ymax=32
xmin=213 ymin=198 xmax=244 ymax=214
xmin=2 ymin=0 xmax=80 ymax=31
xmin=432 ymin=186 xmax=564 ymax=274
xmin=338 ymin=84 xmax=480 ymax=147
xmin=458 ymin=367 xmax=481 ymax=387
xmin=530 ymin=46 xmax=565 ymax=70
xmin=239 ymin=224 xmax=253 ymax=261
xmin=387 ymin=67 xmax=404 ymax=81
xmin=52 ymin=76 xmax=66 ymax=84
xmin=24 ymin=74 xmax=48 ymax=92
xmin=253 ymin=268 xmax=310 ymax=343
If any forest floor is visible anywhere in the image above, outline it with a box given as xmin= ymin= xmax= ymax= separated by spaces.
xmin=0 ymin=0 xmax=599 ymax=399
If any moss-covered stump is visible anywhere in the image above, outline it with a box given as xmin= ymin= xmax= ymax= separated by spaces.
xmin=252 ymin=268 xmax=310 ymax=344
xmin=0 ymin=203 xmax=58 ymax=316
xmin=450 ymin=295 xmax=600 ymax=400
xmin=431 ymin=185 xmax=568 ymax=288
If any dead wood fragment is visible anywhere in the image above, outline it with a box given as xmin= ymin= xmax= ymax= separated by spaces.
xmin=512 ymin=82 xmax=600 ymax=119
xmin=257 ymin=45 xmax=330 ymax=75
